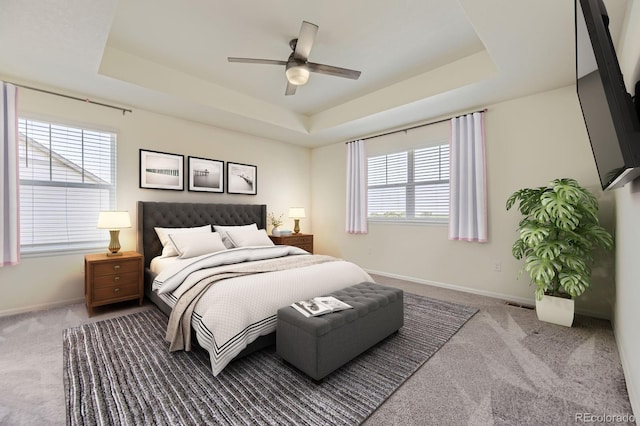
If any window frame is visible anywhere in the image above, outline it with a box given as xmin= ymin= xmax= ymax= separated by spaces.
xmin=18 ymin=116 xmax=117 ymax=256
xmin=367 ymin=141 xmax=450 ymax=225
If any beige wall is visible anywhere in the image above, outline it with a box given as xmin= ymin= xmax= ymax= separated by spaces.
xmin=0 ymin=88 xmax=311 ymax=315
xmin=311 ymin=85 xmax=615 ymax=319
xmin=613 ymin=0 xmax=640 ymax=417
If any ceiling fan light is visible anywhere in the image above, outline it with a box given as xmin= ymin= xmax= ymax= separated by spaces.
xmin=285 ymin=65 xmax=310 ymax=85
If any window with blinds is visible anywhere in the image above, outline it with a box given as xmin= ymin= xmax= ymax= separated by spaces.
xmin=19 ymin=118 xmax=116 ymax=253
xmin=368 ymin=143 xmax=449 ymax=222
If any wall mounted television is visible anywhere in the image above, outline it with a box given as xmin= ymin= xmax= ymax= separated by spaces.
xmin=575 ymin=0 xmax=640 ymax=190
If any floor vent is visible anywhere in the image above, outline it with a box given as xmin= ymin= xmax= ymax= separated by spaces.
xmin=504 ymin=301 xmax=534 ymax=310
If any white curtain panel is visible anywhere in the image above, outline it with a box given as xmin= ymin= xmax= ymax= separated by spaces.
xmin=449 ymin=111 xmax=487 ymax=242
xmin=0 ymin=82 xmax=20 ymax=266
xmin=346 ymin=139 xmax=368 ymax=234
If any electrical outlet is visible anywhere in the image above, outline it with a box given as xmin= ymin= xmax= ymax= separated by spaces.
xmin=493 ymin=261 xmax=502 ymax=272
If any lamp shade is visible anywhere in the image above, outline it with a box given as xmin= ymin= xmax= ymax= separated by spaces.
xmin=97 ymin=211 xmax=131 ymax=229
xmin=285 ymin=65 xmax=310 ymax=86
xmin=288 ymin=207 xmax=306 ymax=219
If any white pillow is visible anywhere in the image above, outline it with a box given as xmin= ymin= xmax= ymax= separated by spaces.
xmin=154 ymin=225 xmax=211 ymax=257
xmin=213 ymin=223 xmax=258 ymax=248
xmin=168 ymin=232 xmax=227 ymax=259
xmin=226 ymin=228 xmax=275 ymax=248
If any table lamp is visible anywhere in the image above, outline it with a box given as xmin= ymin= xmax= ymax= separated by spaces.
xmin=97 ymin=211 xmax=131 ymax=256
xmin=288 ymin=207 xmax=306 ymax=234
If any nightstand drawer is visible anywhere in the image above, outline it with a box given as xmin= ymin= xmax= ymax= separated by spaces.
xmin=93 ymin=271 xmax=139 ymax=289
xmin=283 ymin=236 xmax=311 ymax=245
xmin=93 ymin=283 xmax=139 ymax=302
xmin=93 ymin=259 xmax=140 ymax=276
xmin=296 ymin=243 xmax=313 ymax=252
xmin=269 ymin=234 xmax=314 ymax=254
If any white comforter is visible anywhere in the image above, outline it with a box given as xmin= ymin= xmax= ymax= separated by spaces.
xmin=152 ymin=246 xmax=372 ymax=376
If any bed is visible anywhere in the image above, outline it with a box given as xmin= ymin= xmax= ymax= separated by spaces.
xmin=137 ymin=201 xmax=373 ymax=376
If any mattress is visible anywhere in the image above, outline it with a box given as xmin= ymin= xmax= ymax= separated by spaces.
xmin=152 ymin=246 xmax=373 ymax=375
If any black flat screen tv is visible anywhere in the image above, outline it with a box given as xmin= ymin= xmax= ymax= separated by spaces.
xmin=575 ymin=0 xmax=640 ymax=190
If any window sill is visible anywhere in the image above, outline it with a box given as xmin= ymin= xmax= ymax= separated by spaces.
xmin=21 ymin=242 xmax=109 ymax=258
xmin=368 ymin=218 xmax=448 ymax=226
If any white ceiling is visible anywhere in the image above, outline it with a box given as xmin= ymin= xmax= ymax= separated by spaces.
xmin=0 ymin=0 xmax=631 ymax=148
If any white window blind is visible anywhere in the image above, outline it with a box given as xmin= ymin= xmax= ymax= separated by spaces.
xmin=368 ymin=143 xmax=449 ymax=222
xmin=19 ymin=118 xmax=116 ymax=253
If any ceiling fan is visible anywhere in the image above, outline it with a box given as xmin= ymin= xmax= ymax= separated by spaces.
xmin=228 ymin=21 xmax=361 ymax=96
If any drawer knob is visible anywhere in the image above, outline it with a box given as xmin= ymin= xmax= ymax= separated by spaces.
xmin=114 ymin=276 xmax=120 ymax=281
xmin=114 ymin=287 xmax=120 ymax=293
xmin=113 ymin=265 xmax=121 ymax=270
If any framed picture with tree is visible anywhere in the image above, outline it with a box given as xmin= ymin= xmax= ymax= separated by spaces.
xmin=226 ymin=162 xmax=257 ymax=195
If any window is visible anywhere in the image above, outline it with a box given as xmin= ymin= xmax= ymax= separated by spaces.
xmin=368 ymin=143 xmax=449 ymax=222
xmin=19 ymin=118 xmax=116 ymax=253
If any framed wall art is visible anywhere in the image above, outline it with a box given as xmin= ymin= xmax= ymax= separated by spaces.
xmin=227 ymin=162 xmax=257 ymax=195
xmin=188 ymin=156 xmax=224 ymax=193
xmin=139 ymin=149 xmax=184 ymax=191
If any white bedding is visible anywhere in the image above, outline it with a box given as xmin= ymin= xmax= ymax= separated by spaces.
xmin=150 ymin=255 xmax=180 ymax=274
xmin=152 ymin=246 xmax=372 ymax=376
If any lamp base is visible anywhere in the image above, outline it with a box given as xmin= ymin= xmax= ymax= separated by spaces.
xmin=293 ymin=219 xmax=300 ymax=234
xmin=107 ymin=230 xmax=122 ymax=256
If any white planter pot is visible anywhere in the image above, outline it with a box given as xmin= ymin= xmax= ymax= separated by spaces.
xmin=535 ymin=295 xmax=574 ymax=327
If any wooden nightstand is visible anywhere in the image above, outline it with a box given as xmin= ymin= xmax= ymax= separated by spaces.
xmin=269 ymin=234 xmax=313 ymax=253
xmin=84 ymin=251 xmax=144 ymax=317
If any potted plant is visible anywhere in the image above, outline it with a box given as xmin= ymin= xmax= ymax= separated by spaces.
xmin=268 ymin=212 xmax=284 ymax=236
xmin=506 ymin=178 xmax=613 ymax=326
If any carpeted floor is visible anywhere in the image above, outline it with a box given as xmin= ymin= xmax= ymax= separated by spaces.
xmin=63 ymin=293 xmax=476 ymax=425
xmin=0 ymin=274 xmax=635 ymax=425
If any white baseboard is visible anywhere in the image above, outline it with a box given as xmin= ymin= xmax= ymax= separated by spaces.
xmin=0 ymin=297 xmax=85 ymax=318
xmin=613 ymin=327 xmax=639 ymax=421
xmin=365 ymin=269 xmax=610 ymax=320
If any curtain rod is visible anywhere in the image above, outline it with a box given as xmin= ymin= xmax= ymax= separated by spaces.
xmin=347 ymin=108 xmax=487 ymax=143
xmin=5 ymin=81 xmax=132 ymax=115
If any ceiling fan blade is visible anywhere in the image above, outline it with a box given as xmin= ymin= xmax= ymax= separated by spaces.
xmin=307 ymin=62 xmax=361 ymax=80
xmin=228 ymin=57 xmax=287 ymax=66
xmin=285 ymin=81 xmax=297 ymax=96
xmin=293 ymin=21 xmax=318 ymax=60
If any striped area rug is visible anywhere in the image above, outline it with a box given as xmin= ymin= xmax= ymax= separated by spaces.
xmin=63 ymin=292 xmax=477 ymax=425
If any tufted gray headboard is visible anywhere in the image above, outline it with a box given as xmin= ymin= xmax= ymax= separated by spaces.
xmin=137 ymin=201 xmax=267 ymax=268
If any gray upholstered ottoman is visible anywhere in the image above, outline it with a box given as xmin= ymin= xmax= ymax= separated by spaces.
xmin=276 ymin=282 xmax=404 ymax=380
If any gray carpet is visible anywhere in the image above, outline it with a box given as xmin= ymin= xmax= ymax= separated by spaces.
xmin=63 ymin=293 xmax=477 ymax=426
xmin=1 ymin=275 xmax=634 ymax=425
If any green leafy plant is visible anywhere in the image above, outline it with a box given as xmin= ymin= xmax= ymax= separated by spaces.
xmin=506 ymin=178 xmax=613 ymax=300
